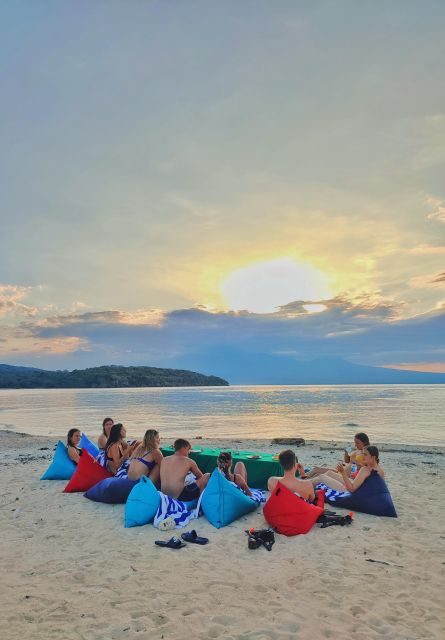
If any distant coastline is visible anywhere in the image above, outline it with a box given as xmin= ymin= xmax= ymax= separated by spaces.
xmin=0 ymin=364 xmax=229 ymax=389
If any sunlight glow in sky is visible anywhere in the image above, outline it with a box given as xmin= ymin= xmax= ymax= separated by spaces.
xmin=221 ymin=258 xmax=332 ymax=313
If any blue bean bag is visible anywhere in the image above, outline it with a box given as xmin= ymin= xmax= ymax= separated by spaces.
xmin=79 ymin=433 xmax=100 ymax=459
xmin=125 ymin=477 xmax=161 ymax=527
xmin=324 ymin=471 xmax=397 ymax=517
xmin=84 ymin=477 xmax=137 ymax=504
xmin=201 ymin=468 xmax=258 ymax=528
xmin=40 ymin=441 xmax=77 ymax=480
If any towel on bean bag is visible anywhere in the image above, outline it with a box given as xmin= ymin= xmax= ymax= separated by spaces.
xmin=79 ymin=433 xmax=100 ymax=459
xmin=263 ymin=481 xmax=325 ymax=535
xmin=64 ymin=451 xmax=113 ymax=493
xmin=84 ymin=477 xmax=137 ymax=504
xmin=125 ymin=477 xmax=199 ymax=528
xmin=153 ymin=493 xmax=201 ymax=529
xmin=317 ymin=471 xmax=397 ymax=517
xmin=201 ymin=468 xmax=263 ymax=529
xmin=40 ymin=441 xmax=76 ymax=480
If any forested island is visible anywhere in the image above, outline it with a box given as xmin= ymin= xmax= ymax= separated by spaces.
xmin=0 ymin=364 xmax=229 ymax=389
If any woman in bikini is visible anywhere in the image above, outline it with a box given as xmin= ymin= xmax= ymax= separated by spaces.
xmin=306 ymin=432 xmax=370 ymax=480
xmin=67 ymin=428 xmax=82 ymax=464
xmin=98 ymin=417 xmax=114 ymax=449
xmin=216 ymin=452 xmax=253 ymax=497
xmin=102 ymin=423 xmax=139 ymax=476
xmin=127 ymin=429 xmax=163 ymax=486
xmin=311 ymin=445 xmax=384 ymax=493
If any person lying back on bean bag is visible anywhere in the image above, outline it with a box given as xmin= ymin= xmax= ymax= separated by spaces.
xmin=306 ymin=432 xmax=370 ymax=480
xmin=311 ymin=445 xmax=384 ymax=493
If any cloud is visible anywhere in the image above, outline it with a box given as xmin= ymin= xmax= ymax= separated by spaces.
xmin=0 ymin=325 xmax=88 ymax=356
xmin=382 ymin=362 xmax=445 ymax=373
xmin=410 ymin=271 xmax=445 ymax=289
xmin=2 ymin=294 xmax=442 ymax=375
xmin=0 ymin=285 xmax=38 ymax=319
xmin=408 ymin=244 xmax=445 ymax=255
xmin=426 ymin=196 xmax=445 ymax=223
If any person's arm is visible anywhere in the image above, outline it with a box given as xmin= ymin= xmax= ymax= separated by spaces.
xmin=267 ymin=477 xmax=278 ymax=492
xmin=296 ymin=463 xmax=307 ymax=479
xmin=189 ymin=459 xmax=203 ymax=480
xmin=98 ymin=434 xmax=107 ymax=449
xmin=152 ymin=449 xmax=163 ymax=465
xmin=336 ymin=463 xmax=369 ymax=492
xmin=344 ymin=449 xmax=351 ymax=463
xmin=234 ymin=474 xmax=253 ymax=497
xmin=67 ymin=446 xmax=80 ymax=464
xmin=107 ymin=444 xmax=126 ymax=474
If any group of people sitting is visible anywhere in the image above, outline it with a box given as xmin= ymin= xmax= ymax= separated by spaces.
xmin=66 ymin=420 xmax=383 ymax=503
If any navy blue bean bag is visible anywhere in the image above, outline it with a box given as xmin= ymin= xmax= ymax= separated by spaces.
xmin=322 ymin=471 xmax=397 ymax=517
xmin=84 ymin=477 xmax=137 ymax=504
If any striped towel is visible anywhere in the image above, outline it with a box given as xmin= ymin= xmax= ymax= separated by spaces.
xmin=95 ymin=452 xmax=129 ymax=479
xmin=250 ymin=488 xmax=266 ymax=503
xmin=153 ymin=492 xmax=203 ymax=529
xmin=315 ymin=483 xmax=350 ymax=502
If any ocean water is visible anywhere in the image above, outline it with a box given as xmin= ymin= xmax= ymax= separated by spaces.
xmin=1 ymin=385 xmax=444 ymax=446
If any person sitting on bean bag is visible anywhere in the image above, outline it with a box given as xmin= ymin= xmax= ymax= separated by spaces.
xmin=311 ymin=445 xmax=384 ymax=493
xmin=306 ymin=432 xmax=370 ymax=480
xmin=127 ymin=429 xmax=163 ymax=486
xmin=98 ymin=417 xmax=114 ymax=449
xmin=268 ymin=449 xmax=315 ymax=502
xmin=67 ymin=428 xmax=82 ymax=465
xmin=102 ymin=423 xmax=140 ymax=476
xmin=216 ymin=451 xmax=252 ymax=496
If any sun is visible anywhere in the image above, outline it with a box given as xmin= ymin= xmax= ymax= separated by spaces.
xmin=221 ymin=258 xmax=331 ymax=313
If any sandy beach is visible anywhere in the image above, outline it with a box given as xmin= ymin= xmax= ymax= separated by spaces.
xmin=0 ymin=429 xmax=444 ymax=640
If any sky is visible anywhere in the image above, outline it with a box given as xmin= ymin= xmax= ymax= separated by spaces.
xmin=0 ymin=1 xmax=444 ymax=379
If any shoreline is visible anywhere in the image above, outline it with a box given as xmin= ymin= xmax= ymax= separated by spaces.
xmin=1 ymin=429 xmax=444 ymax=640
xmin=1 ymin=428 xmax=443 ymax=456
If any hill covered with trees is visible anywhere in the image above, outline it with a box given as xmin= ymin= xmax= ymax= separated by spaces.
xmin=0 ymin=364 xmax=229 ymax=389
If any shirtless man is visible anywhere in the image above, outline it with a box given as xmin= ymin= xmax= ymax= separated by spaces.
xmin=267 ymin=449 xmax=315 ymax=502
xmin=160 ymin=438 xmax=210 ymax=501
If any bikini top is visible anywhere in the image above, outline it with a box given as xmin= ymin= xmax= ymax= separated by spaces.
xmin=137 ymin=457 xmax=156 ymax=471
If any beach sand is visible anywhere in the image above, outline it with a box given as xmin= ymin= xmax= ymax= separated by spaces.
xmin=0 ymin=430 xmax=443 ymax=640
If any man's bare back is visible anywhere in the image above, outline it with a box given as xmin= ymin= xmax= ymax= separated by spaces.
xmin=160 ymin=439 xmax=210 ymax=501
xmin=267 ymin=451 xmax=315 ymax=502
xmin=160 ymin=454 xmax=201 ymax=499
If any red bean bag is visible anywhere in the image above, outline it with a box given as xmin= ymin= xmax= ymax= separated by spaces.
xmin=263 ymin=481 xmax=325 ymax=536
xmin=63 ymin=452 xmax=113 ymax=493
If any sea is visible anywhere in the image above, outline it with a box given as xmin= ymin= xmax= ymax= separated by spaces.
xmin=0 ymin=385 xmax=444 ymax=447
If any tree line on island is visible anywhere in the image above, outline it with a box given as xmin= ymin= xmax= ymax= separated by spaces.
xmin=0 ymin=364 xmax=229 ymax=389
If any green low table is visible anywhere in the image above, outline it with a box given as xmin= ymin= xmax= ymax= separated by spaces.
xmin=161 ymin=446 xmax=283 ymax=490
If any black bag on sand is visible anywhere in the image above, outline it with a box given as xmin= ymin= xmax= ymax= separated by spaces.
xmin=246 ymin=528 xmax=275 ymax=551
xmin=316 ymin=511 xmax=354 ymax=528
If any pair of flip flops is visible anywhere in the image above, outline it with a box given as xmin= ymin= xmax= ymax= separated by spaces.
xmin=155 ymin=530 xmax=209 ymax=549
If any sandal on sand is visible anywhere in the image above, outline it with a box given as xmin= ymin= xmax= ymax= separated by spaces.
xmin=181 ymin=530 xmax=209 ymax=545
xmin=155 ymin=537 xmax=186 ymax=549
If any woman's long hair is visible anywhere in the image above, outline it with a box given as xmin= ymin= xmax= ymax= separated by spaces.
xmin=105 ymin=423 xmax=124 ymax=451
xmin=217 ymin=452 xmax=233 ymax=480
xmin=364 ymin=445 xmax=379 ymax=463
xmin=67 ymin=428 xmax=80 ymax=447
xmin=102 ymin=417 xmax=113 ymax=435
xmin=131 ymin=429 xmax=159 ymax=459
xmin=355 ymin=432 xmax=370 ymax=447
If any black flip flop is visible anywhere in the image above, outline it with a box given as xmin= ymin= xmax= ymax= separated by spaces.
xmin=181 ymin=530 xmax=209 ymax=545
xmin=155 ymin=536 xmax=186 ymax=549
